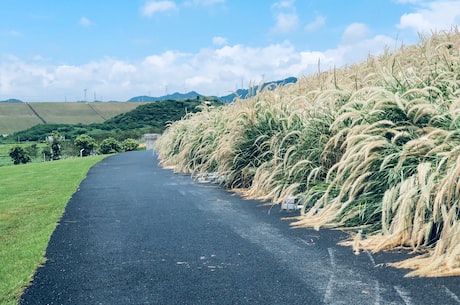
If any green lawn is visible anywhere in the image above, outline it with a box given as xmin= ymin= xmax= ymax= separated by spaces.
xmin=0 ymin=156 xmax=106 ymax=305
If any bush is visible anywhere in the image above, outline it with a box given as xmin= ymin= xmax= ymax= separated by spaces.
xmin=99 ymin=137 xmax=122 ymax=154
xmin=25 ymin=144 xmax=39 ymax=158
xmin=9 ymin=146 xmax=31 ymax=165
xmin=74 ymin=134 xmax=97 ymax=156
xmin=121 ymin=138 xmax=139 ymax=151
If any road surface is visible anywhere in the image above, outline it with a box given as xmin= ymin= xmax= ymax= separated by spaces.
xmin=20 ymin=151 xmax=460 ymax=304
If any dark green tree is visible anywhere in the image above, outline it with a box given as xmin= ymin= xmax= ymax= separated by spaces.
xmin=99 ymin=137 xmax=122 ymax=154
xmin=9 ymin=146 xmax=31 ymax=165
xmin=47 ymin=131 xmax=62 ymax=160
xmin=74 ymin=134 xmax=97 ymax=156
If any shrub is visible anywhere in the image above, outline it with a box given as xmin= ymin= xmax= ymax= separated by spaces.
xmin=99 ymin=137 xmax=121 ymax=154
xmin=121 ymin=138 xmax=139 ymax=151
xmin=25 ymin=144 xmax=39 ymax=158
xmin=9 ymin=146 xmax=31 ymax=165
xmin=74 ymin=134 xmax=97 ymax=156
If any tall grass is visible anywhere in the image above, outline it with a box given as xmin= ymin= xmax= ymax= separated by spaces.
xmin=156 ymin=28 xmax=460 ymax=277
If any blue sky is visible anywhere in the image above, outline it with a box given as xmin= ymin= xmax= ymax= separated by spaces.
xmin=0 ymin=0 xmax=459 ymax=102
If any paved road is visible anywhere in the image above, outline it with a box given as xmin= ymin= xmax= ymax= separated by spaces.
xmin=20 ymin=151 xmax=460 ymax=305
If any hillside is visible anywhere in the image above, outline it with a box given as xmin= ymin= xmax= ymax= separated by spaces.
xmin=6 ymin=98 xmax=223 ymax=142
xmin=0 ymin=102 xmax=146 ymax=136
xmin=0 ymin=77 xmax=296 ymax=136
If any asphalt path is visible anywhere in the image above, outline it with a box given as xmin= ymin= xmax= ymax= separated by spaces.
xmin=20 ymin=150 xmax=460 ymax=305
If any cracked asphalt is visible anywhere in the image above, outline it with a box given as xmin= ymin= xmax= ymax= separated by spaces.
xmin=20 ymin=150 xmax=460 ymax=305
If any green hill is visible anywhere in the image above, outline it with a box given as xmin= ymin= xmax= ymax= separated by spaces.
xmin=0 ymin=102 xmax=146 ymax=136
xmin=5 ymin=98 xmax=223 ymax=142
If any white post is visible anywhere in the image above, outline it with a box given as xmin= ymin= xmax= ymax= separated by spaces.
xmin=80 ymin=149 xmax=85 ymax=157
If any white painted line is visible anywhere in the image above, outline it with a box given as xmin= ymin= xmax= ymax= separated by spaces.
xmin=373 ymin=280 xmax=381 ymax=305
xmin=443 ymin=286 xmax=460 ymax=303
xmin=365 ymin=250 xmax=376 ymax=266
xmin=328 ymin=247 xmax=337 ymax=268
xmin=394 ymin=286 xmax=414 ymax=305
xmin=323 ymin=248 xmax=336 ymax=304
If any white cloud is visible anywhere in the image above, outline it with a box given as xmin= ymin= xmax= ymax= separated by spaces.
xmin=184 ymin=0 xmax=225 ymax=6
xmin=0 ymin=34 xmax=398 ymax=102
xmin=79 ymin=17 xmax=93 ymax=27
xmin=393 ymin=0 xmax=422 ymax=3
xmin=305 ymin=15 xmax=326 ymax=32
xmin=212 ymin=36 xmax=228 ymax=46
xmin=272 ymin=12 xmax=299 ymax=34
xmin=141 ymin=1 xmax=177 ymax=17
xmin=272 ymin=0 xmax=295 ymax=10
xmin=270 ymin=0 xmax=299 ymax=34
xmin=397 ymin=0 xmax=460 ymax=32
xmin=337 ymin=35 xmax=396 ymax=66
xmin=185 ymin=75 xmax=213 ymax=87
xmin=341 ymin=23 xmax=370 ymax=45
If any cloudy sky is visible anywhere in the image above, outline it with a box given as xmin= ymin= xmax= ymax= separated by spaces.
xmin=0 ymin=0 xmax=459 ymax=102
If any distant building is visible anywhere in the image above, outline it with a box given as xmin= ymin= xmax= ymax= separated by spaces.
xmin=46 ymin=135 xmax=65 ymax=142
xmin=143 ymin=134 xmax=159 ymax=150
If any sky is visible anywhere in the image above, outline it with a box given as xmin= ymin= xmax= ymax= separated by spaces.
xmin=0 ymin=0 xmax=459 ymax=102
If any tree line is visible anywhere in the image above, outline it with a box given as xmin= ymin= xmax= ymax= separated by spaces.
xmin=9 ymin=133 xmax=140 ymax=164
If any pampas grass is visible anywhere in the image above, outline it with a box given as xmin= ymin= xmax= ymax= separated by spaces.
xmin=156 ymin=28 xmax=460 ymax=277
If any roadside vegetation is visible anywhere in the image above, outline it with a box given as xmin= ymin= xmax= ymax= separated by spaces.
xmin=0 ymin=156 xmax=106 ymax=305
xmin=156 ymin=29 xmax=460 ymax=277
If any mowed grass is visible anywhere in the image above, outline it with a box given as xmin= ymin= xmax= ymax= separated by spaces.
xmin=0 ymin=155 xmax=106 ymax=305
xmin=0 ymin=104 xmax=42 ymax=135
xmin=29 ymin=102 xmax=147 ymax=125
xmin=0 ymin=144 xmax=15 ymax=166
xmin=0 ymin=102 xmax=147 ymax=135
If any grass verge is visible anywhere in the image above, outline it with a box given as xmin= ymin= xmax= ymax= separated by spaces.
xmin=0 ymin=155 xmax=106 ymax=305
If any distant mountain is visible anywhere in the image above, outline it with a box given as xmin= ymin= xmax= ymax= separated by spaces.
xmin=128 ymin=91 xmax=203 ymax=102
xmin=128 ymin=77 xmax=298 ymax=103
xmin=219 ymin=77 xmax=298 ymax=103
xmin=0 ymin=98 xmax=23 ymax=103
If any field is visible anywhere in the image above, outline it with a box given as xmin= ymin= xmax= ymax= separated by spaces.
xmin=0 ymin=143 xmax=48 ymax=167
xmin=0 ymin=156 xmax=106 ymax=305
xmin=0 ymin=102 xmax=147 ymax=135
xmin=156 ymin=29 xmax=460 ymax=277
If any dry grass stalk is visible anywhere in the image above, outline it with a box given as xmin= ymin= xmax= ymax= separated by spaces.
xmin=156 ymin=29 xmax=460 ymax=277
